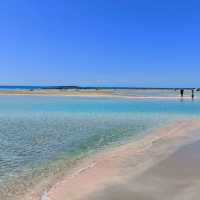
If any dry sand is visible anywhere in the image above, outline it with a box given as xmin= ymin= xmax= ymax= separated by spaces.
xmin=24 ymin=119 xmax=200 ymax=200
xmin=0 ymin=89 xmax=114 ymax=97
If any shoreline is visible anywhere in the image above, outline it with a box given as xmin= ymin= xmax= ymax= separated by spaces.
xmin=21 ymin=119 xmax=200 ymax=200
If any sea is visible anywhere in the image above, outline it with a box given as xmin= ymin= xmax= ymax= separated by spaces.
xmin=0 ymin=91 xmax=200 ymax=199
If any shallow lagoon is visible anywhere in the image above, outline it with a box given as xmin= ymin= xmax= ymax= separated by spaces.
xmin=0 ymin=96 xmax=200 ymax=198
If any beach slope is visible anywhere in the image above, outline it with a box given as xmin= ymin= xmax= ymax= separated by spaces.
xmin=36 ymin=119 xmax=200 ymax=200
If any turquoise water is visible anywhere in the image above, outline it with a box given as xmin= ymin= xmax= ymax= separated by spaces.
xmin=0 ymin=96 xmax=200 ymax=199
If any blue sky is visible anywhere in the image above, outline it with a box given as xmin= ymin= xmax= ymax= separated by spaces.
xmin=0 ymin=0 xmax=200 ymax=87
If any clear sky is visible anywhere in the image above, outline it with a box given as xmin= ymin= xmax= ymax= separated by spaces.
xmin=0 ymin=0 xmax=200 ymax=87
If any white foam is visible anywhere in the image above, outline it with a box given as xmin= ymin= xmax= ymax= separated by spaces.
xmin=41 ymin=191 xmax=49 ymax=200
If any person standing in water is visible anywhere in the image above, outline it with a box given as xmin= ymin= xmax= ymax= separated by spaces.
xmin=180 ymin=89 xmax=184 ymax=98
xmin=191 ymin=89 xmax=194 ymax=100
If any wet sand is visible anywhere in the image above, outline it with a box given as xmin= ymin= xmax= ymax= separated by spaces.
xmin=86 ymin=139 xmax=200 ymax=200
xmin=34 ymin=119 xmax=200 ymax=200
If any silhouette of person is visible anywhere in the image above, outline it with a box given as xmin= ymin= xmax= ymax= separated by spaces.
xmin=180 ymin=89 xmax=184 ymax=98
xmin=192 ymin=89 xmax=194 ymax=100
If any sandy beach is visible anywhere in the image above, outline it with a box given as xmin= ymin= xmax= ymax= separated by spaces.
xmin=0 ymin=89 xmax=114 ymax=97
xmin=20 ymin=119 xmax=200 ymax=200
xmin=84 ymin=139 xmax=200 ymax=200
xmin=0 ymin=89 xmax=198 ymax=100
